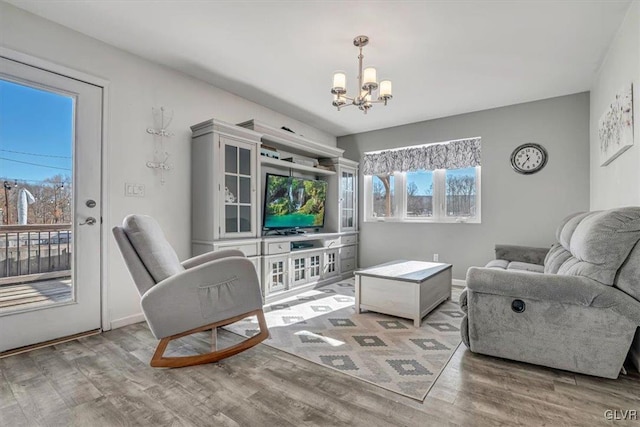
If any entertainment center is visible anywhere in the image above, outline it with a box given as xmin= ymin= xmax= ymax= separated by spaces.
xmin=190 ymin=119 xmax=358 ymax=302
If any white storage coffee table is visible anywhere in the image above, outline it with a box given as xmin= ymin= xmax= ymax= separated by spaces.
xmin=354 ymin=260 xmax=452 ymax=327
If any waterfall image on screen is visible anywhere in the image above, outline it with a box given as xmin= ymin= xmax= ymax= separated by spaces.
xmin=263 ymin=174 xmax=327 ymax=229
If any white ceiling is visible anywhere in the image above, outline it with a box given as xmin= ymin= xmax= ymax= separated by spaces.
xmin=8 ymin=0 xmax=631 ymax=137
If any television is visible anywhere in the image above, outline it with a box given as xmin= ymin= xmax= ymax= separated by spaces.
xmin=263 ymin=173 xmax=327 ymax=230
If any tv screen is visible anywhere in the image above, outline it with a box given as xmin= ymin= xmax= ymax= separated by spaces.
xmin=263 ymin=174 xmax=327 ymax=230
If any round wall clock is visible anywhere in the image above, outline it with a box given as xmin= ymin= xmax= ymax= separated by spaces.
xmin=510 ymin=143 xmax=548 ymax=174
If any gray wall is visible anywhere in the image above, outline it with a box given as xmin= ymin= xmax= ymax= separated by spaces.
xmin=338 ymin=93 xmax=590 ymax=280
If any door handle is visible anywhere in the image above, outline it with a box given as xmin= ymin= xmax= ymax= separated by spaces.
xmin=79 ymin=217 xmax=97 ymax=226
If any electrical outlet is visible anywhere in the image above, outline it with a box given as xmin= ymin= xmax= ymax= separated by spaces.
xmin=125 ymin=183 xmax=145 ymax=197
xmin=433 ymin=253 xmax=439 ymax=262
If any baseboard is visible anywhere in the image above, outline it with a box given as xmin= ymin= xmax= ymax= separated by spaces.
xmin=110 ymin=313 xmax=145 ymax=330
xmin=452 ymin=279 xmax=467 ymax=288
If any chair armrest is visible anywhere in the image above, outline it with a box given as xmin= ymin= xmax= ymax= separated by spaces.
xmin=466 ymin=267 xmax=640 ymax=324
xmin=141 ymin=256 xmax=263 ymax=339
xmin=494 ymin=244 xmax=549 ymax=265
xmin=181 ymin=249 xmax=245 ymax=269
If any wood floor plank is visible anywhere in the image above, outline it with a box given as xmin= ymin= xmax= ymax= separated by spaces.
xmin=7 ymin=372 xmax=69 ymax=423
xmin=1 ymin=320 xmax=638 ymax=426
xmin=28 ymin=347 xmax=103 ymax=408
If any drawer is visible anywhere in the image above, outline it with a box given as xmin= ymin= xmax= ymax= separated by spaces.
xmin=214 ymin=242 xmax=259 ymax=257
xmin=341 ymin=258 xmax=356 ymax=272
xmin=267 ymin=241 xmax=289 ymax=255
xmin=324 ymin=237 xmax=340 ymax=248
xmin=342 ymin=235 xmax=357 ymax=245
xmin=340 ymin=245 xmax=356 ymax=260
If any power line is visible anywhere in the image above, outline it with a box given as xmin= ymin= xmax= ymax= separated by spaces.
xmin=0 ymin=156 xmax=71 ymax=171
xmin=1 ymin=177 xmax=71 ymax=185
xmin=0 ymin=149 xmax=71 ymax=159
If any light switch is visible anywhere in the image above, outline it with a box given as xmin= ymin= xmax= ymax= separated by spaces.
xmin=125 ymin=183 xmax=145 ymax=197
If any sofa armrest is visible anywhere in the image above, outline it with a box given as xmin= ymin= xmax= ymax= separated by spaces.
xmin=141 ymin=256 xmax=263 ymax=339
xmin=466 ymin=267 xmax=640 ymax=324
xmin=181 ymin=249 xmax=245 ymax=269
xmin=494 ymin=244 xmax=549 ymax=265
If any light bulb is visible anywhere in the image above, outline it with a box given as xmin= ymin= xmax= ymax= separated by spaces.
xmin=379 ymin=80 xmax=392 ymax=98
xmin=332 ymin=71 xmax=346 ymax=93
xmin=363 ymin=67 xmax=377 ymax=85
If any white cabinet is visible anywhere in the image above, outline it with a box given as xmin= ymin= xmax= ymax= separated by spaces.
xmin=191 ymin=119 xmax=261 ymax=242
xmin=264 ymin=255 xmax=288 ymax=295
xmin=324 ymin=249 xmax=339 ymax=279
xmin=192 ymin=118 xmax=360 ymax=303
xmin=290 ymin=249 xmax=324 ymax=288
xmin=290 ymin=253 xmax=307 ymax=287
xmin=221 ymin=136 xmax=258 ymax=238
xmin=307 ymin=251 xmax=322 ymax=282
xmin=320 ymin=158 xmax=359 ymax=233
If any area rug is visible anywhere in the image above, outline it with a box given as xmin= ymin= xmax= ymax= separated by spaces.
xmin=225 ymin=279 xmax=464 ymax=401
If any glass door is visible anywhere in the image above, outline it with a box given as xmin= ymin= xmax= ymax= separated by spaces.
xmin=341 ymin=169 xmax=355 ymax=231
xmin=221 ymin=136 xmax=256 ymax=238
xmin=0 ymin=57 xmax=102 ymax=352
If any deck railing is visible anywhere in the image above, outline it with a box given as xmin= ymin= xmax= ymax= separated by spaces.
xmin=0 ymin=224 xmax=72 ymax=283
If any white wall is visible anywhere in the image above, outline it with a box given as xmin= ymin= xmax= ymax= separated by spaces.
xmin=590 ymin=1 xmax=640 ymax=209
xmin=589 ymin=0 xmax=640 ymax=372
xmin=0 ymin=2 xmax=336 ymax=328
xmin=339 ymin=93 xmax=591 ymax=280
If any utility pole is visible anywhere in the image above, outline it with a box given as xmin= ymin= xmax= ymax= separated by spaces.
xmin=52 ymin=182 xmax=64 ymax=224
xmin=3 ymin=181 xmax=13 ymax=225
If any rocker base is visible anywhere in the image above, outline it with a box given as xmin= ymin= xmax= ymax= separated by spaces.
xmin=150 ymin=309 xmax=269 ymax=368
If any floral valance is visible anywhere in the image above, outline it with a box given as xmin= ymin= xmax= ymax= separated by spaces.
xmin=362 ymin=137 xmax=481 ymax=175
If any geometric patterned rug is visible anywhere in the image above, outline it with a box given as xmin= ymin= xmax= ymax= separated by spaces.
xmin=225 ymin=278 xmax=464 ymax=401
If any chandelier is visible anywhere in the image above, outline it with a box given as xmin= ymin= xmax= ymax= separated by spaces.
xmin=331 ymin=35 xmax=393 ymax=114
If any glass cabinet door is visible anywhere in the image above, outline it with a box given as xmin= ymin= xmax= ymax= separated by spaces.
xmin=221 ymin=137 xmax=256 ymax=237
xmin=291 ymin=255 xmax=307 ymax=287
xmin=340 ymin=169 xmax=355 ymax=231
xmin=267 ymin=257 xmax=287 ymax=294
xmin=324 ymin=250 xmax=339 ymax=278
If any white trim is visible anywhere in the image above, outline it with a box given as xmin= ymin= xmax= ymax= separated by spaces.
xmin=0 ymin=47 xmax=109 ymax=87
xmin=1 ymin=47 xmax=112 ymax=332
xmin=452 ymin=279 xmax=467 ymax=288
xmin=364 ymin=167 xmax=481 ymax=224
xmin=100 ymin=83 xmax=111 ymax=331
xmin=110 ymin=313 xmax=145 ymax=330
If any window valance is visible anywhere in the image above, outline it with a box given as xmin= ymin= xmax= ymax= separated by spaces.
xmin=362 ymin=137 xmax=481 ymax=176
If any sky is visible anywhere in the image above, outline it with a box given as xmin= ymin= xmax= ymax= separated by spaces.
xmin=0 ymin=79 xmax=73 ymax=184
xmin=377 ymin=168 xmax=476 ymax=196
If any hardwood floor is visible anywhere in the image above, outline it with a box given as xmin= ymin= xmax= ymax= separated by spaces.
xmin=1 ymin=321 xmax=639 ymax=426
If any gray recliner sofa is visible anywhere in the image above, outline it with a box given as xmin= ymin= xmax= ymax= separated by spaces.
xmin=460 ymin=207 xmax=640 ymax=378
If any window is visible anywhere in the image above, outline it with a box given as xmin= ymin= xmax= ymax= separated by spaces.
xmin=365 ymin=167 xmax=480 ymax=223
xmin=363 ymin=137 xmax=481 ymax=223
xmin=371 ymin=174 xmax=395 ymax=218
xmin=406 ymin=170 xmax=434 ymax=218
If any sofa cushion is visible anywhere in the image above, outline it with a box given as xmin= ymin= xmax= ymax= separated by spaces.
xmin=485 ymin=259 xmax=544 ymax=273
xmin=554 ymin=207 xmax=640 ymax=286
xmin=507 ymin=261 xmax=545 ymax=273
xmin=486 ymin=259 xmax=509 ymax=269
xmin=122 ymin=215 xmax=184 ymax=283
xmin=616 ymin=240 xmax=640 ymax=301
xmin=557 ymin=212 xmax=592 ymax=249
xmin=544 ymin=243 xmax=573 ymax=274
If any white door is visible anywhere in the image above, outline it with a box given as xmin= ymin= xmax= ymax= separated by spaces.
xmin=0 ymin=57 xmax=102 ymax=352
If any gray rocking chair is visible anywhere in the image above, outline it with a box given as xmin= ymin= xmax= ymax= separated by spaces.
xmin=112 ymin=214 xmax=268 ymax=367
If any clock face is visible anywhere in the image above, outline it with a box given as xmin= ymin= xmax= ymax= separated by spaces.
xmin=511 ymin=143 xmax=548 ymax=174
